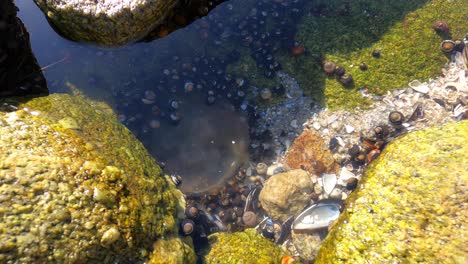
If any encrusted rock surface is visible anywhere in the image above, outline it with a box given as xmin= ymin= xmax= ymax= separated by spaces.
xmin=33 ymin=0 xmax=180 ymax=45
xmin=0 ymin=94 xmax=192 ymax=263
xmin=204 ymin=229 xmax=284 ymax=263
xmin=259 ymin=169 xmax=315 ymax=222
xmin=283 ymin=130 xmax=339 ymax=175
xmin=315 ymin=121 xmax=468 ymax=263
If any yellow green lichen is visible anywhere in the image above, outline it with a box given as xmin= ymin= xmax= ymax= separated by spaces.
xmin=280 ymin=0 xmax=467 ymax=110
xmin=315 ymin=121 xmax=468 ymax=263
xmin=204 ymin=229 xmax=285 ymax=264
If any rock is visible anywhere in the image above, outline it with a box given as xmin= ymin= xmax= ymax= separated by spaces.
xmin=0 ymin=94 xmax=191 ymax=263
xmin=149 ymin=236 xmax=196 ymax=264
xmin=0 ymin=0 xmax=48 ymax=96
xmin=100 ymin=227 xmax=120 ymax=248
xmin=204 ymin=229 xmax=284 ymax=263
xmin=32 ymin=0 xmax=225 ymax=45
xmin=316 ymin=121 xmax=468 ymax=263
xmin=284 ymin=130 xmax=339 ymax=175
xmin=292 ymin=230 xmax=327 ymax=262
xmin=259 ymin=169 xmax=314 ymax=222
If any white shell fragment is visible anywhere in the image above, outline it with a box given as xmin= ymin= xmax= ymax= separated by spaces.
xmin=344 ymin=124 xmax=355 ymax=134
xmin=338 ymin=167 xmax=355 ymax=185
xmin=292 ymin=201 xmax=341 ymax=231
xmin=409 ymin=80 xmax=430 ymax=94
xmin=322 ymin=173 xmax=337 ymax=195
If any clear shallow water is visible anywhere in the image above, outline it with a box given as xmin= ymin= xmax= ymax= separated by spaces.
xmin=16 ymin=0 xmax=273 ymax=192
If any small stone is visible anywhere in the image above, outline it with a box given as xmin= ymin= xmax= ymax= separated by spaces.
xmin=84 ymin=222 xmax=95 ymax=230
xmin=329 ymin=188 xmax=342 ymax=199
xmin=101 ymin=227 xmax=120 ymax=247
xmin=93 ymin=186 xmax=116 ymax=207
xmin=290 ymin=119 xmax=298 ymax=128
xmin=266 ymin=164 xmax=284 ymax=176
xmin=260 ymin=88 xmax=272 ymax=100
xmin=312 ymin=121 xmax=321 ymax=130
xmin=341 ymin=192 xmax=348 ymax=200
xmin=58 ymin=117 xmax=80 ymax=130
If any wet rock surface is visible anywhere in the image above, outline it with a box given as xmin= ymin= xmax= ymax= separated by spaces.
xmin=0 ymin=0 xmax=47 ymax=96
xmin=259 ymin=169 xmax=315 ymax=222
xmin=33 ymin=0 xmax=226 ymax=45
xmin=0 ymin=94 xmax=190 ymax=263
xmin=316 ymin=121 xmax=468 ymax=263
xmin=204 ymin=229 xmax=283 ymax=263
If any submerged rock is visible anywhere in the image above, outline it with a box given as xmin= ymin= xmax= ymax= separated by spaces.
xmin=259 ymin=169 xmax=315 ymax=222
xmin=316 ymin=121 xmax=468 ymax=263
xmin=284 ymin=130 xmax=339 ymax=175
xmin=0 ymin=94 xmax=192 ymax=263
xmin=204 ymin=229 xmax=284 ymax=263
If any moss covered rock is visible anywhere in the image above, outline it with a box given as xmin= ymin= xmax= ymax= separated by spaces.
xmin=315 ymin=121 xmax=468 ymax=263
xmin=204 ymin=229 xmax=284 ymax=264
xmin=281 ymin=0 xmax=468 ymax=110
xmin=0 ymin=94 xmax=192 ymax=263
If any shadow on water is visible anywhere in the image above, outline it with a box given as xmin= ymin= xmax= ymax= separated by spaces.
xmin=15 ymin=0 xmax=430 ymax=191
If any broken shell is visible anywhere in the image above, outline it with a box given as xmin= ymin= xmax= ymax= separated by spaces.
xmin=408 ymin=80 xmax=429 ymax=94
xmin=338 ymin=166 xmax=356 ymax=183
xmin=344 ymin=124 xmax=355 ymax=133
xmin=291 ymin=200 xmax=341 ymax=231
xmin=322 ymin=173 xmax=337 ymax=195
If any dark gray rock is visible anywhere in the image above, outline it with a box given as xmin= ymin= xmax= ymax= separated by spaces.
xmin=0 ymin=0 xmax=47 ymax=97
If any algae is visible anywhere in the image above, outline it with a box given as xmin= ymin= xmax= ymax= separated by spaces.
xmin=0 ymin=93 xmax=191 ymax=263
xmin=315 ymin=121 xmax=468 ymax=263
xmin=204 ymin=229 xmax=285 ymax=264
xmin=280 ymin=0 xmax=468 ymax=110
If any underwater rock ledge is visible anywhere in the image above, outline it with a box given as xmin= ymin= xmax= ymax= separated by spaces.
xmin=315 ymin=121 xmax=468 ymax=263
xmin=0 ymin=94 xmax=195 ymax=263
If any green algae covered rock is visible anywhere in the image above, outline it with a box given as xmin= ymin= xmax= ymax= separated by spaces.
xmin=204 ymin=229 xmax=285 ymax=264
xmin=315 ymin=121 xmax=468 ymax=263
xmin=0 ymin=93 xmax=194 ymax=263
xmin=281 ymin=0 xmax=468 ymax=110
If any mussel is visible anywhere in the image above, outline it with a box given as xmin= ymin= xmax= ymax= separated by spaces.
xmin=291 ymin=200 xmax=342 ymax=232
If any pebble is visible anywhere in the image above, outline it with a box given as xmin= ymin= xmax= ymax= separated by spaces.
xmin=93 ymin=186 xmax=116 ymax=207
xmin=100 ymin=227 xmax=120 ymax=247
xmin=266 ymin=164 xmax=283 ymax=176
xmin=329 ymin=188 xmax=342 ymax=199
xmin=290 ymin=119 xmax=298 ymax=128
